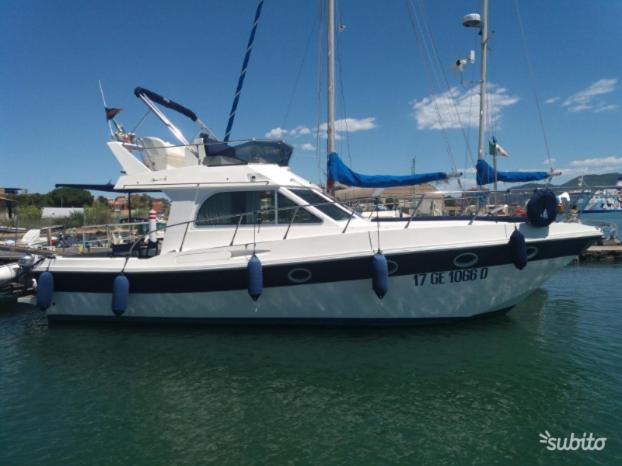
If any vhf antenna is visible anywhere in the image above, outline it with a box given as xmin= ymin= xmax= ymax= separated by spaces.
xmin=98 ymin=80 xmax=114 ymax=137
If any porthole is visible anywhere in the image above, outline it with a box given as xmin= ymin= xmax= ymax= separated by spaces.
xmin=526 ymin=246 xmax=538 ymax=260
xmin=453 ymin=252 xmax=479 ymax=268
xmin=387 ymin=259 xmax=399 ymax=275
xmin=288 ymin=268 xmax=312 ymax=284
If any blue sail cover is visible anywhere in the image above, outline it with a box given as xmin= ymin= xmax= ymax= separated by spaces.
xmin=328 ymin=153 xmax=448 ymax=188
xmin=476 ymin=160 xmax=550 ymax=185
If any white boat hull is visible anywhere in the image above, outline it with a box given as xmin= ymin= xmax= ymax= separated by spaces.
xmin=46 ymin=256 xmax=572 ymax=324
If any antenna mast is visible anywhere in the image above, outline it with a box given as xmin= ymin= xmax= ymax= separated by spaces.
xmin=98 ymin=80 xmax=114 ymax=137
xmin=477 ymin=0 xmax=489 ymax=166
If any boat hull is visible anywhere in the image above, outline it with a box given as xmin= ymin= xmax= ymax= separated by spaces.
xmin=46 ymin=255 xmax=573 ymax=324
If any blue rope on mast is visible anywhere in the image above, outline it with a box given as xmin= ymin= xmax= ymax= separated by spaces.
xmin=224 ymin=0 xmax=264 ymax=142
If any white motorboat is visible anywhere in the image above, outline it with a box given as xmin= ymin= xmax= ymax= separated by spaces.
xmin=21 ymin=85 xmax=597 ymax=324
xmin=23 ymin=0 xmax=599 ymax=324
xmin=578 ymin=181 xmax=622 ymax=214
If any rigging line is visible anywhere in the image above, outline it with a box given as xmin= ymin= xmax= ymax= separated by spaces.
xmin=420 ymin=0 xmax=475 ymax=171
xmin=464 ymin=32 xmax=480 ymax=168
xmin=406 ymin=0 xmax=462 ymax=187
xmin=466 ymin=74 xmax=476 ymax=169
xmin=281 ymin=10 xmax=320 ymax=129
xmin=407 ymin=1 xmax=458 ymax=171
xmin=513 ymin=0 xmax=554 ymax=169
xmin=334 ymin=0 xmax=352 ymax=166
xmin=224 ymin=0 xmax=265 ymax=142
xmin=485 ymin=45 xmax=498 ymax=140
xmin=335 ymin=36 xmax=352 ymax=165
xmin=130 ymin=109 xmax=151 ymax=134
xmin=486 ymin=87 xmax=494 ymax=139
xmin=416 ymin=0 xmax=476 ymax=166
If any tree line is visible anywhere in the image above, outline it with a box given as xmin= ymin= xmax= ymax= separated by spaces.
xmin=3 ymin=188 xmax=166 ymax=229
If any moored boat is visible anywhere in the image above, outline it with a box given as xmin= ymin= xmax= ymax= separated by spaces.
xmin=19 ymin=0 xmax=601 ymax=325
xmin=21 ymin=86 xmax=598 ymax=324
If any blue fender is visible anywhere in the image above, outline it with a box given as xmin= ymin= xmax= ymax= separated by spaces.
xmin=36 ymin=271 xmax=54 ymax=310
xmin=372 ymin=253 xmax=389 ymax=299
xmin=112 ymin=274 xmax=129 ymax=316
xmin=509 ymin=229 xmax=528 ymax=270
xmin=247 ymin=255 xmax=263 ymax=301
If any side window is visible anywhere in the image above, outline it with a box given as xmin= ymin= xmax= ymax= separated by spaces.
xmin=277 ymin=193 xmax=322 ymax=224
xmin=196 ymin=191 xmax=275 ymax=225
xmin=289 ymin=189 xmax=352 ymax=220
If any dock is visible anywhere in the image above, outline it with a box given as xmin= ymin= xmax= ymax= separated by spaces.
xmin=0 ymin=250 xmax=24 ymax=264
xmin=580 ymin=245 xmax=622 ymax=262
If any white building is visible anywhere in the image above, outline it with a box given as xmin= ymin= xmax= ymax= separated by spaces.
xmin=41 ymin=207 xmax=84 ymax=219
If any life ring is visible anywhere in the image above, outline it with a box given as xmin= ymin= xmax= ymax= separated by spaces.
xmin=526 ymin=189 xmax=557 ymax=227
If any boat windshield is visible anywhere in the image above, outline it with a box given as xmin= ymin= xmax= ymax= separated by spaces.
xmin=202 ymin=136 xmax=293 ymax=167
xmin=288 ymin=189 xmax=352 ymax=221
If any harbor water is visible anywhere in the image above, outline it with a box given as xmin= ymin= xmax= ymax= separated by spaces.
xmin=1 ymin=264 xmax=620 ymax=465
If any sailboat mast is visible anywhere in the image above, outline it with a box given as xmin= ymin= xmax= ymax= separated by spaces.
xmin=477 ymin=0 xmax=488 ymax=164
xmin=327 ymin=0 xmax=336 ymax=167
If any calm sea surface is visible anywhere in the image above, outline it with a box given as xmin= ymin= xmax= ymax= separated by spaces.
xmin=1 ymin=263 xmax=620 ymax=465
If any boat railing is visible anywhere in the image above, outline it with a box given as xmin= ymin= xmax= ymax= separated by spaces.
xmin=129 ymin=198 xmax=362 ymax=255
xmin=124 ymin=190 xmax=551 ymax=257
xmin=133 ymin=138 xmax=282 ymax=151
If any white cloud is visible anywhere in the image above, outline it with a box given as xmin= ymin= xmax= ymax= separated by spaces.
xmin=264 ymin=127 xmax=287 ymax=139
xmin=543 ymin=157 xmax=557 ymax=165
xmin=299 ymin=143 xmax=315 ymax=151
xmin=290 ymin=126 xmax=311 ymax=136
xmin=410 ymin=84 xmax=519 ymax=130
xmin=568 ymin=156 xmax=622 ymax=169
xmin=561 ymin=78 xmax=618 ymax=113
xmin=551 ymin=156 xmax=622 ymax=180
xmin=318 ymin=117 xmax=377 ymax=134
xmin=544 ymin=96 xmax=560 ymax=104
xmin=268 ymin=118 xmax=376 ymax=142
xmin=594 ymin=104 xmax=618 ymax=113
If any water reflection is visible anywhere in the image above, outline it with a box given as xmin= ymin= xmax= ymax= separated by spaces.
xmin=0 ymin=266 xmax=620 ymax=465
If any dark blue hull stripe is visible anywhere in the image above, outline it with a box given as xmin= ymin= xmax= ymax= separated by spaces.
xmin=46 ymin=236 xmax=596 ymax=294
xmin=580 ymin=210 xmax=622 ymax=214
xmin=48 ymin=306 xmax=514 ymax=326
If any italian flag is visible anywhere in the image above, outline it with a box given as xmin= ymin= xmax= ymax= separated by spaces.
xmin=489 ymin=137 xmax=509 ymax=157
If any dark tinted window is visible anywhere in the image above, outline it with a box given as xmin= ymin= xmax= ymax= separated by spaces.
xmin=196 ymin=191 xmax=275 ymax=225
xmin=277 ymin=193 xmax=321 ymax=224
xmin=289 ymin=189 xmax=351 ymax=220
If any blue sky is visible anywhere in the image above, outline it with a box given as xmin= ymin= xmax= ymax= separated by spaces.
xmin=1 ymin=0 xmax=621 ymax=193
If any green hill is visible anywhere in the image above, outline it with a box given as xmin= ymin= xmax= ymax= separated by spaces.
xmin=509 ymin=173 xmax=622 ymax=191
xmin=561 ymin=173 xmax=622 ymax=188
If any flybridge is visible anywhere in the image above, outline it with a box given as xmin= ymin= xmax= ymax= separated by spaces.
xmin=108 ymin=86 xmax=294 ymax=171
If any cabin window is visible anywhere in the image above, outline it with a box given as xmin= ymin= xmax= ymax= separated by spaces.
xmin=196 ymin=190 xmax=321 ymax=226
xmin=196 ymin=190 xmax=275 ymax=225
xmin=277 ymin=193 xmax=322 ymax=224
xmin=289 ymin=189 xmax=352 ymax=220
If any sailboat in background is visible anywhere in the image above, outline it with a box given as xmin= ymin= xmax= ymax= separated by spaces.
xmin=325 ymin=0 xmax=558 ymax=199
xmin=458 ymin=0 xmax=560 ymax=192
xmin=324 ymin=0 xmax=460 ymax=192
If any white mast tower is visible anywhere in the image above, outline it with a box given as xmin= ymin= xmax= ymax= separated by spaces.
xmin=463 ymin=0 xmax=491 ymax=189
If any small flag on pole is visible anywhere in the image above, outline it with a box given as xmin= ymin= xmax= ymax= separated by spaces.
xmin=489 ymin=137 xmax=509 ymax=157
xmin=105 ymin=107 xmax=123 ymax=121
